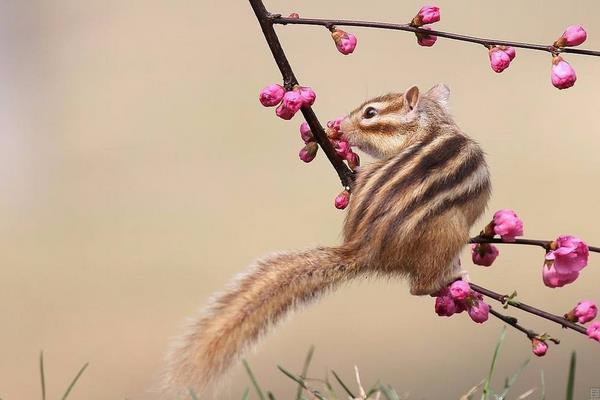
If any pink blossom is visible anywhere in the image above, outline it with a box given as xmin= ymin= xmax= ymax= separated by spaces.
xmin=297 ymin=86 xmax=316 ymax=107
xmin=471 ymin=243 xmax=499 ymax=267
xmin=335 ymin=190 xmax=350 ymax=210
xmin=416 ymin=26 xmax=437 ymax=47
xmin=259 ymin=84 xmax=285 ymax=107
xmin=415 ymin=6 xmax=440 ymax=25
xmin=554 ymin=25 xmax=587 ymax=47
xmin=468 ymin=297 xmax=489 ymax=323
xmin=276 ymin=104 xmax=296 ymax=120
xmin=531 ymin=338 xmax=548 ymax=357
xmin=573 ymin=301 xmax=598 ymax=324
xmin=334 ymin=139 xmax=351 ymax=158
xmin=299 ymin=122 xmax=314 ymax=143
xmin=435 ymin=292 xmax=457 ymax=317
xmin=502 ymin=46 xmax=516 ymax=61
xmin=488 ymin=47 xmax=512 ymax=73
xmin=551 ymin=56 xmax=576 ymax=90
xmin=327 ymin=117 xmax=344 ymax=139
xmin=299 ymin=142 xmax=318 ymax=163
xmin=331 ymin=29 xmax=357 ymax=55
xmin=542 ymin=264 xmax=579 ymax=288
xmin=449 ymin=280 xmax=471 ymax=301
xmin=288 ymin=12 xmax=300 ymax=19
xmin=546 ymin=235 xmax=589 ymax=275
xmin=586 ymin=321 xmax=600 ymax=342
xmin=492 ymin=209 xmax=524 ymax=242
xmin=281 ymin=90 xmax=304 ymax=113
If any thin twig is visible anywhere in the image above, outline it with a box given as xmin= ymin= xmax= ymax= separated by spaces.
xmin=469 ymin=235 xmax=600 ymax=253
xmin=489 ymin=307 xmax=536 ymax=340
xmin=271 ymin=16 xmax=600 ymax=57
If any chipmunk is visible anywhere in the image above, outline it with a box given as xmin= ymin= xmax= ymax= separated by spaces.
xmin=163 ymin=84 xmax=491 ymax=395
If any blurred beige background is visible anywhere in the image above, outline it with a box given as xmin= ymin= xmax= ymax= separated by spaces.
xmin=1 ymin=1 xmax=599 ymax=399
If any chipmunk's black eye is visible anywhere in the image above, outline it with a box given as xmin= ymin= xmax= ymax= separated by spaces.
xmin=363 ymin=106 xmax=378 ymax=119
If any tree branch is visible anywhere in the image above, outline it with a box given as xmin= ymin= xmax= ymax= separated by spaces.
xmin=469 ymin=235 xmax=600 ymax=254
xmin=272 ymin=16 xmax=600 ymax=57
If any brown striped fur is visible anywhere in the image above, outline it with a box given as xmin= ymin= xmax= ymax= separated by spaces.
xmin=163 ymin=84 xmax=490 ymax=395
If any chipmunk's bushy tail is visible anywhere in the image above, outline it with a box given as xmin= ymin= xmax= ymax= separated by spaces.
xmin=162 ymin=246 xmax=358 ymax=396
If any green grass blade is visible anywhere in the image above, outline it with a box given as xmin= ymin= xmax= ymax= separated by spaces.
xmin=565 ymin=352 xmax=576 ymax=400
xmin=378 ymin=384 xmax=400 ymax=400
xmin=277 ymin=366 xmax=326 ymax=400
xmin=539 ymin=371 xmax=545 ymax=400
xmin=498 ymin=359 xmax=530 ymax=399
xmin=243 ymin=360 xmax=266 ymax=400
xmin=241 ymin=388 xmax=250 ymax=400
xmin=296 ymin=346 xmax=315 ymax=400
xmin=267 ymin=391 xmax=276 ymax=400
xmin=482 ymin=327 xmax=507 ymax=400
xmin=189 ymin=388 xmax=200 ymax=400
xmin=61 ymin=362 xmax=89 ymax=400
xmin=331 ymin=370 xmax=355 ymax=398
xmin=39 ymin=351 xmax=46 ymax=400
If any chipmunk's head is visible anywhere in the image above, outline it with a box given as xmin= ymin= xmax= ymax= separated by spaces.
xmin=340 ymin=84 xmax=451 ymax=159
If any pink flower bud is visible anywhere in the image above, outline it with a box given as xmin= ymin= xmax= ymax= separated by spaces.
xmin=572 ymin=301 xmax=598 ymax=324
xmin=488 ymin=47 xmax=512 ymax=73
xmin=334 ymin=190 xmax=350 ymax=210
xmin=331 ymin=29 xmax=357 ymax=55
xmin=327 ymin=117 xmax=344 ymax=133
xmin=276 ymin=104 xmax=296 ymax=120
xmin=551 ymin=56 xmax=576 ymax=90
xmin=542 ymin=264 xmax=579 ymax=288
xmin=334 ymin=139 xmax=351 ymax=158
xmin=415 ymin=26 xmax=437 ymax=47
xmin=435 ymin=292 xmax=457 ymax=317
xmin=531 ymin=338 xmax=548 ymax=357
xmin=468 ymin=298 xmax=489 ymax=323
xmin=412 ymin=5 xmax=441 ymax=26
xmin=471 ymin=243 xmax=499 ymax=267
xmin=346 ymin=150 xmax=360 ymax=170
xmin=449 ymin=280 xmax=471 ymax=301
xmin=492 ymin=209 xmax=524 ymax=242
xmin=281 ymin=90 xmax=304 ymax=113
xmin=297 ymin=86 xmax=316 ymax=107
xmin=586 ymin=321 xmax=600 ymax=342
xmin=299 ymin=122 xmax=314 ymax=143
xmin=554 ymin=25 xmax=587 ymax=48
xmin=259 ymin=84 xmax=285 ymax=107
xmin=546 ymin=235 xmax=589 ymax=275
xmin=288 ymin=13 xmax=300 ymax=19
xmin=299 ymin=142 xmax=318 ymax=163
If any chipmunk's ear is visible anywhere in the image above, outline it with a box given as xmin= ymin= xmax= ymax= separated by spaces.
xmin=403 ymin=86 xmax=420 ymax=111
xmin=425 ymin=84 xmax=450 ymax=109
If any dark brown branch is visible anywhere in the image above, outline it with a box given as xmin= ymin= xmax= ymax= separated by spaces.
xmin=470 ymin=283 xmax=587 ymax=336
xmin=272 ymin=16 xmax=600 ymax=57
xmin=469 ymin=235 xmax=600 ymax=254
xmin=249 ymin=0 xmax=355 ymax=189
xmin=489 ymin=307 xmax=536 ymax=339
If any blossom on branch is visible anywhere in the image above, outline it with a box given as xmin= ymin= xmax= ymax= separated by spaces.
xmin=489 ymin=209 xmax=524 ymax=242
xmin=471 ymin=243 xmax=499 ymax=267
xmin=565 ymin=300 xmax=598 ymax=324
xmin=334 ymin=190 xmax=350 ymax=209
xmin=411 ymin=5 xmax=440 ymax=26
xmin=488 ymin=46 xmax=516 ymax=73
xmin=331 ymin=29 xmax=357 ymax=55
xmin=434 ymin=282 xmax=489 ymax=323
xmin=551 ymin=56 xmax=577 ymax=90
xmin=587 ymin=321 xmax=600 ymax=342
xmin=554 ymin=25 xmax=587 ymax=48
xmin=259 ymin=84 xmax=285 ymax=107
xmin=299 ymin=142 xmax=318 ymax=163
xmin=531 ymin=338 xmax=548 ymax=356
xmin=415 ymin=26 xmax=437 ymax=47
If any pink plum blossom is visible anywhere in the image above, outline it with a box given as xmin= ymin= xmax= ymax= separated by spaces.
xmin=471 ymin=243 xmax=499 ymax=267
xmin=281 ymin=90 xmax=304 ymax=113
xmin=449 ymin=280 xmax=471 ymax=301
xmin=554 ymin=25 xmax=587 ymax=47
xmin=468 ymin=297 xmax=489 ymax=323
xmin=297 ymin=86 xmax=316 ymax=106
xmin=502 ymin=46 xmax=516 ymax=60
xmin=299 ymin=142 xmax=318 ymax=163
xmin=416 ymin=26 xmax=437 ymax=47
xmin=335 ymin=190 xmax=350 ymax=210
xmin=346 ymin=150 xmax=360 ymax=169
xmin=299 ymin=122 xmax=314 ymax=143
xmin=546 ymin=235 xmax=589 ymax=275
xmin=492 ymin=209 xmax=524 ymax=242
xmin=573 ymin=301 xmax=598 ymax=324
xmin=331 ymin=29 xmax=357 ymax=55
xmin=435 ymin=291 xmax=457 ymax=317
xmin=288 ymin=12 xmax=300 ymax=19
xmin=259 ymin=84 xmax=285 ymax=107
xmin=586 ymin=321 xmax=600 ymax=342
xmin=414 ymin=6 xmax=440 ymax=25
xmin=542 ymin=264 xmax=579 ymax=288
xmin=531 ymin=338 xmax=548 ymax=357
xmin=551 ymin=56 xmax=576 ymax=90
xmin=488 ymin=47 xmax=512 ymax=73
xmin=333 ymin=139 xmax=351 ymax=158
xmin=276 ymin=103 xmax=296 ymax=120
